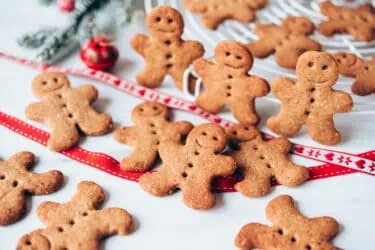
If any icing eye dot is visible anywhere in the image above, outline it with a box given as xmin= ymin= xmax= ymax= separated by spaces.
xmin=244 ymin=127 xmax=249 ymax=131
xmin=194 ymin=151 xmax=200 ymax=155
xmin=232 ymin=131 xmax=238 ymax=135
xmin=308 ymin=62 xmax=314 ymax=67
xmin=57 ymin=227 xmax=64 ymax=232
xmin=310 ymin=87 xmax=316 ymax=92
xmin=69 ymin=220 xmax=75 ymax=225
xmin=68 ymin=113 xmax=73 ymax=118
xmin=342 ymin=54 xmax=347 ymax=58
xmin=140 ymin=108 xmax=144 ymax=112
xmin=236 ymin=55 xmax=242 ymax=60
xmin=337 ymin=59 xmax=341 ymax=63
xmin=227 ymin=75 xmax=233 ymax=79
xmin=365 ymin=66 xmax=369 ymax=71
xmin=305 ymin=245 xmax=312 ymax=250
xmin=291 ymin=237 xmax=296 ymax=243
xmin=42 ymin=81 xmax=47 ymax=86
xmin=202 ymin=132 xmax=207 ymax=136
xmin=225 ymin=52 xmax=231 ymax=56
xmin=167 ymin=18 xmax=173 ymax=23
xmin=82 ymin=212 xmax=88 ymax=217
xmin=266 ymin=164 xmax=272 ymax=169
xmin=25 ymin=241 xmax=31 ymax=245
xmin=156 ymin=17 xmax=161 ymax=22
xmin=277 ymin=229 xmax=283 ymax=235
xmin=259 ymin=155 xmax=265 ymax=160
xmin=321 ymin=65 xmax=328 ymax=70
xmin=53 ymin=77 xmax=58 ymax=83
xmin=0 ymin=175 xmax=5 ymax=180
xmin=165 ymin=40 xmax=172 ymax=45
xmin=212 ymin=136 xmax=218 ymax=141
xmin=253 ymin=146 xmax=258 ymax=150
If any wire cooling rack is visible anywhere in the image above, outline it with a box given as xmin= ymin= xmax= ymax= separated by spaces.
xmin=144 ymin=0 xmax=375 ymax=113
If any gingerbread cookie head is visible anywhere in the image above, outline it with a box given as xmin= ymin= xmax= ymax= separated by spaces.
xmin=226 ymin=124 xmax=260 ymax=143
xmin=0 ymin=151 xmax=64 ymax=226
xmin=215 ymin=40 xmax=254 ymax=73
xmin=32 ymin=72 xmax=71 ymax=99
xmin=235 ymin=195 xmax=340 ymax=250
xmin=146 ymin=5 xmax=184 ymax=36
xmin=132 ymin=101 xmax=168 ymax=124
xmin=296 ymin=51 xmax=339 ymax=87
xmin=352 ymin=60 xmax=375 ymax=96
xmin=332 ymin=52 xmax=365 ymax=77
xmin=186 ymin=123 xmax=227 ymax=153
xmin=280 ymin=16 xmax=315 ymax=36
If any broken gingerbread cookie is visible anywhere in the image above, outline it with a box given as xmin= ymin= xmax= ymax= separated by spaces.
xmin=25 ymin=72 xmax=113 ymax=152
xmin=114 ymin=102 xmax=193 ymax=171
xmin=183 ymin=0 xmax=268 ymax=30
xmin=131 ymin=5 xmax=204 ymax=90
xmin=194 ymin=40 xmax=269 ymax=125
xmin=235 ymin=195 xmax=340 ymax=250
xmin=247 ymin=16 xmax=322 ymax=69
xmin=267 ymin=51 xmax=353 ymax=145
xmin=0 ymin=151 xmax=64 ymax=226
xmin=227 ymin=124 xmax=309 ymax=197
xmin=16 ymin=181 xmax=133 ymax=250
xmin=318 ymin=1 xmax=375 ymax=42
xmin=139 ymin=123 xmax=236 ymax=209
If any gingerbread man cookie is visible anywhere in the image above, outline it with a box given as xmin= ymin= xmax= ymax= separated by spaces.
xmin=131 ymin=6 xmax=204 ymax=90
xmin=247 ymin=16 xmax=322 ymax=69
xmin=139 ymin=124 xmax=236 ymax=209
xmin=114 ymin=102 xmax=193 ymax=171
xmin=267 ymin=51 xmax=353 ymax=145
xmin=235 ymin=195 xmax=340 ymax=250
xmin=194 ymin=41 xmax=269 ymax=125
xmin=332 ymin=52 xmax=365 ymax=77
xmin=25 ymin=72 xmax=113 ymax=152
xmin=227 ymin=124 xmax=309 ymax=197
xmin=17 ymin=181 xmax=133 ymax=250
xmin=318 ymin=1 xmax=375 ymax=42
xmin=183 ymin=0 xmax=268 ymax=30
xmin=333 ymin=52 xmax=375 ymax=96
xmin=0 ymin=151 xmax=63 ymax=226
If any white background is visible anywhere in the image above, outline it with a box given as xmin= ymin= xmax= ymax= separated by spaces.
xmin=0 ymin=1 xmax=374 ymax=249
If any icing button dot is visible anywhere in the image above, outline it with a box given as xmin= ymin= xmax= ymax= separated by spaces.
xmin=12 ymin=180 xmax=18 ymax=187
xmin=291 ymin=237 xmax=296 ymax=243
xmin=182 ymin=172 xmax=188 ymax=178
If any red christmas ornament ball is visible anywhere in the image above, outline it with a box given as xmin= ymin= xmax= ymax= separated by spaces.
xmin=80 ymin=37 xmax=119 ymax=71
xmin=58 ymin=0 xmax=75 ymax=13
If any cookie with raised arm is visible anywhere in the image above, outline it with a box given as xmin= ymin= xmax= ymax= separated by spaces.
xmin=195 ymin=40 xmax=269 ymax=125
xmin=139 ymin=124 xmax=236 ymax=209
xmin=227 ymin=124 xmax=309 ymax=197
xmin=332 ymin=52 xmax=365 ymax=77
xmin=16 ymin=181 xmax=133 ymax=250
xmin=318 ymin=1 xmax=375 ymax=42
xmin=247 ymin=16 xmax=321 ymax=69
xmin=267 ymin=51 xmax=353 ymax=145
xmin=131 ymin=6 xmax=204 ymax=90
xmin=25 ymin=72 xmax=113 ymax=152
xmin=0 ymin=151 xmax=63 ymax=226
xmin=114 ymin=102 xmax=193 ymax=171
xmin=183 ymin=0 xmax=268 ymax=30
xmin=235 ymin=195 xmax=340 ymax=250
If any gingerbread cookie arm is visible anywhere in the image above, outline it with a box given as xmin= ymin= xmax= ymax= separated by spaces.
xmin=24 ymin=170 xmax=64 ymax=195
xmin=25 ymin=102 xmax=50 ymax=122
xmin=248 ymin=75 xmax=270 ymax=97
xmin=329 ymin=91 xmax=353 ymax=113
xmin=36 ymin=201 xmax=60 ymax=225
xmin=167 ymin=121 xmax=194 ymax=142
xmin=267 ymin=137 xmax=291 ymax=154
xmin=235 ymin=223 xmax=274 ymax=250
xmin=74 ymin=85 xmax=98 ymax=104
xmin=210 ymin=155 xmax=236 ymax=177
xmin=75 ymin=108 xmax=112 ymax=136
xmin=270 ymin=76 xmax=297 ymax=101
xmin=114 ymin=126 xmax=139 ymax=147
xmin=184 ymin=40 xmax=205 ymax=61
xmin=130 ymin=34 xmax=150 ymax=57
xmin=194 ymin=58 xmax=214 ymax=80
xmin=95 ymin=208 xmax=133 ymax=235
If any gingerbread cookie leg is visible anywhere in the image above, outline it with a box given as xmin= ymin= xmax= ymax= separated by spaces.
xmin=183 ymin=178 xmax=216 ymax=209
xmin=76 ymin=109 xmax=112 ymax=136
xmin=136 ymin=65 xmax=167 ymax=88
xmin=230 ymin=98 xmax=259 ymax=125
xmin=267 ymin=114 xmax=304 ymax=138
xmin=235 ymin=170 xmax=271 ymax=197
xmin=47 ymin=116 xmax=80 ymax=152
xmin=306 ymin=116 xmax=341 ymax=145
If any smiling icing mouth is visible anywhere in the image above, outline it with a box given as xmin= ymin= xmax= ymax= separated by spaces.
xmin=224 ymin=63 xmax=244 ymax=69
xmin=195 ymin=139 xmax=203 ymax=147
xmin=156 ymin=28 xmax=175 ymax=33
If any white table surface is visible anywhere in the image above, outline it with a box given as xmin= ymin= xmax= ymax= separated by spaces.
xmin=0 ymin=1 xmax=374 ymax=249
